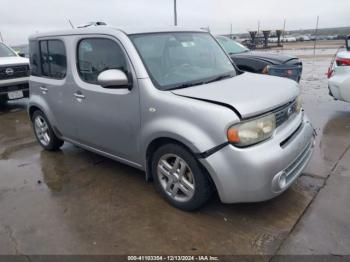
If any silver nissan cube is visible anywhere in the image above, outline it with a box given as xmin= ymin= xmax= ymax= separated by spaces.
xmin=28 ymin=26 xmax=315 ymax=211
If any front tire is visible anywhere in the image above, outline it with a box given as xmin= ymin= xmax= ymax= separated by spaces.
xmin=32 ymin=110 xmax=64 ymax=151
xmin=151 ymin=143 xmax=213 ymax=211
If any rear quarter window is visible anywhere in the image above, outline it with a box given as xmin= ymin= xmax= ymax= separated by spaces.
xmin=29 ymin=41 xmax=40 ymax=76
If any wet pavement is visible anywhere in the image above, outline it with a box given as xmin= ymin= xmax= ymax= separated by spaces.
xmin=0 ymin=52 xmax=350 ymax=256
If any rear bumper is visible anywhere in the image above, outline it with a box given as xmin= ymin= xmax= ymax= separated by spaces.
xmin=328 ymin=79 xmax=348 ymax=102
xmin=200 ymin=113 xmax=315 ymax=203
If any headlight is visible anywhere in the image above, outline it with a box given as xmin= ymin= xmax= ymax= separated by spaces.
xmin=262 ymin=65 xmax=270 ymax=74
xmin=227 ymin=114 xmax=276 ymax=147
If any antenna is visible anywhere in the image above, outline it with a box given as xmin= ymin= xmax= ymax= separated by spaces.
xmin=174 ymin=0 xmax=178 ymax=26
xmin=68 ymin=19 xmax=75 ymax=29
xmin=313 ymin=16 xmax=320 ymax=58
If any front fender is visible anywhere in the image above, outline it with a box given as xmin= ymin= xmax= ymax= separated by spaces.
xmin=140 ymin=116 xmax=218 ymax=163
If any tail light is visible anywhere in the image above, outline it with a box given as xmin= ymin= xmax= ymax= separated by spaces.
xmin=336 ymin=57 xmax=350 ymax=66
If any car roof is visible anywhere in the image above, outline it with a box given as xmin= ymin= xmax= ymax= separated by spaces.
xmin=29 ymin=26 xmax=206 ymax=40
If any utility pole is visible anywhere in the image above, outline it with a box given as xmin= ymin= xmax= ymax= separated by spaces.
xmin=230 ymin=23 xmax=233 ymax=39
xmin=0 ymin=31 xmax=4 ymax=43
xmin=282 ymin=18 xmax=286 ymax=51
xmin=282 ymin=18 xmax=286 ymax=40
xmin=174 ymin=0 xmax=178 ymax=26
xmin=313 ymin=16 xmax=319 ymax=58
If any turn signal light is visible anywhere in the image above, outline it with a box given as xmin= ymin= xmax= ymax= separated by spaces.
xmin=227 ymin=128 xmax=240 ymax=143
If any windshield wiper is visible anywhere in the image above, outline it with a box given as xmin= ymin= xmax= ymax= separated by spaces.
xmin=204 ymin=73 xmax=233 ymax=84
xmin=167 ymin=81 xmax=205 ymax=91
xmin=167 ymin=74 xmax=233 ymax=91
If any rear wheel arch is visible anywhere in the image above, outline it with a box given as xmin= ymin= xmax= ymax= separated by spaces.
xmin=31 ymin=110 xmax=64 ymax=151
xmin=29 ymin=105 xmax=43 ymax=119
xmin=29 ymin=105 xmax=62 ymax=139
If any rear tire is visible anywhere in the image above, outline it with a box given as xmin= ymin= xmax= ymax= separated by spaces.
xmin=32 ymin=110 xmax=64 ymax=151
xmin=151 ymin=143 xmax=213 ymax=211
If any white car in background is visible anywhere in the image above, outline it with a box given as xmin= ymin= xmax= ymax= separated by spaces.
xmin=0 ymin=42 xmax=30 ymax=105
xmin=328 ymin=36 xmax=350 ymax=102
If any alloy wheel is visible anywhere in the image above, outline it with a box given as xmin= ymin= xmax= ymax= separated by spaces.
xmin=157 ymin=154 xmax=195 ymax=202
xmin=34 ymin=115 xmax=51 ymax=146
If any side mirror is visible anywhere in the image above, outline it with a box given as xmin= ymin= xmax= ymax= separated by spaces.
xmin=97 ymin=69 xmax=130 ymax=89
xmin=346 ymin=36 xmax=350 ymax=51
xmin=18 ymin=53 xmax=26 ymax=58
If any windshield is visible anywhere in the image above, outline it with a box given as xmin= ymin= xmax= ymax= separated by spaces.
xmin=130 ymin=32 xmax=236 ymax=90
xmin=0 ymin=42 xmax=16 ymax=57
xmin=216 ymin=36 xmax=249 ymax=54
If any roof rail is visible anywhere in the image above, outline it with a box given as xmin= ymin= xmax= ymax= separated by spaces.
xmin=77 ymin=22 xmax=107 ymax=28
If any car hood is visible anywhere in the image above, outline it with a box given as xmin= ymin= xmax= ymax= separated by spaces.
xmin=171 ymin=72 xmax=299 ymax=118
xmin=0 ymin=56 xmax=29 ymax=66
xmin=233 ymin=51 xmax=297 ymax=65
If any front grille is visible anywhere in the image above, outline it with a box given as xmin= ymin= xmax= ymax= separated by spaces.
xmin=0 ymin=65 xmax=30 ymax=80
xmin=273 ymin=100 xmax=297 ymax=127
xmin=285 ymin=140 xmax=313 ymax=183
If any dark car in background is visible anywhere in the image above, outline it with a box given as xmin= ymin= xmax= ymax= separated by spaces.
xmin=217 ymin=36 xmax=303 ymax=82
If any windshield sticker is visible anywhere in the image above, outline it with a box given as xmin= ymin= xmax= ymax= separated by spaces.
xmin=181 ymin=41 xmax=195 ymax=47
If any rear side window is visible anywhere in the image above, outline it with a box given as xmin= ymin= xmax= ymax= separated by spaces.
xmin=29 ymin=41 xmax=40 ymax=76
xmin=39 ymin=40 xmax=67 ymax=79
xmin=77 ymin=38 xmax=127 ymax=84
xmin=40 ymin=41 xmax=50 ymax=76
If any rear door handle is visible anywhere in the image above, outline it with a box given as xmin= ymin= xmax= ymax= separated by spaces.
xmin=40 ymin=86 xmax=48 ymax=94
xmin=74 ymin=92 xmax=85 ymax=100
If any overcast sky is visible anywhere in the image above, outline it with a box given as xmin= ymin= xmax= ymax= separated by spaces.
xmin=1 ymin=0 xmax=349 ymax=45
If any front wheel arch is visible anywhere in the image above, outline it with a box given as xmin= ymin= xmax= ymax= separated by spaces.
xmin=150 ymin=142 xmax=214 ymax=210
xmin=145 ymin=137 xmax=218 ymax=193
xmin=145 ymin=137 xmax=193 ymax=181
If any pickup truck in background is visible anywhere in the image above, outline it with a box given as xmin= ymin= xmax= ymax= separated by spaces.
xmin=0 ymin=42 xmax=30 ymax=105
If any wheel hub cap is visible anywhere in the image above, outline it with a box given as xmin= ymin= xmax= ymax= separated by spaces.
xmin=157 ymin=154 xmax=195 ymax=202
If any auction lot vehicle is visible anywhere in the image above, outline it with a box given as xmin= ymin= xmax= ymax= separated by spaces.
xmin=328 ymin=36 xmax=350 ymax=102
xmin=0 ymin=42 xmax=30 ymax=105
xmin=28 ymin=27 xmax=315 ymax=211
xmin=216 ymin=36 xmax=303 ymax=82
